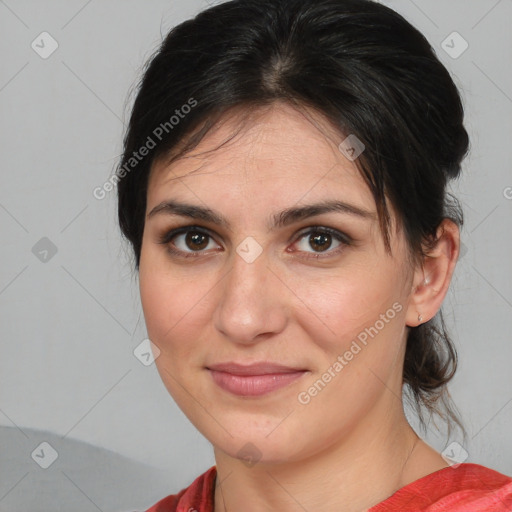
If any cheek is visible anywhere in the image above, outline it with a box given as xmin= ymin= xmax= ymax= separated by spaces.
xmin=293 ymin=264 xmax=406 ymax=353
xmin=138 ymin=266 xmax=209 ymax=411
xmin=138 ymin=256 xmax=214 ymax=360
xmin=140 ymin=274 xmax=185 ymax=340
xmin=292 ymin=276 xmax=408 ymax=432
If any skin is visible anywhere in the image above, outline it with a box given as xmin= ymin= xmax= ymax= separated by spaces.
xmin=139 ymin=101 xmax=460 ymax=512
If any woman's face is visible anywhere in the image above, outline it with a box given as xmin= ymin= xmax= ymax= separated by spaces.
xmin=139 ymin=102 xmax=417 ymax=463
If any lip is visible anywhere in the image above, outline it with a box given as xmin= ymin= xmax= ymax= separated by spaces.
xmin=207 ymin=361 xmax=306 ymax=375
xmin=206 ymin=362 xmax=308 ymax=396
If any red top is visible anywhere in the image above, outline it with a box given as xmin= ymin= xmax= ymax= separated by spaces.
xmin=145 ymin=463 xmax=512 ymax=512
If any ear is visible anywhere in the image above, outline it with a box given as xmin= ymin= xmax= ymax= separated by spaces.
xmin=405 ymin=219 xmax=460 ymax=327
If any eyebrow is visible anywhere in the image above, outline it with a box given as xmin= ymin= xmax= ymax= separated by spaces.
xmin=147 ymin=199 xmax=376 ymax=230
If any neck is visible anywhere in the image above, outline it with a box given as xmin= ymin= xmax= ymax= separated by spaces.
xmin=213 ymin=400 xmax=447 ymax=512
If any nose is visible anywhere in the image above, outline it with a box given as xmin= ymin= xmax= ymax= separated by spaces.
xmin=213 ymin=243 xmax=288 ymax=345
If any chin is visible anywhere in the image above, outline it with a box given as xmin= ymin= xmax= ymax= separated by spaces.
xmin=216 ymin=438 xmax=300 ymax=466
xmin=205 ymin=417 xmax=312 ymax=465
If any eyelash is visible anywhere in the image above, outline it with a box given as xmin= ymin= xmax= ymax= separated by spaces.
xmin=157 ymin=225 xmax=352 ymax=260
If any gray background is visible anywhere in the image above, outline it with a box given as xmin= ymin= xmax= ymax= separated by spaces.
xmin=0 ymin=0 xmax=511 ymax=511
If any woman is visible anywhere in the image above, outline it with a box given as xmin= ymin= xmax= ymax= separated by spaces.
xmin=117 ymin=0 xmax=512 ymax=510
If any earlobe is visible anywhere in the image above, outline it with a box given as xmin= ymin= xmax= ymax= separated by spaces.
xmin=405 ymin=219 xmax=460 ymax=327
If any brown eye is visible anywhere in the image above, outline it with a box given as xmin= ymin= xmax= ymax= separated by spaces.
xmin=292 ymin=227 xmax=351 ymax=258
xmin=308 ymin=232 xmax=333 ymax=252
xmin=184 ymin=231 xmax=210 ymax=251
xmin=158 ymin=227 xmax=221 ymax=258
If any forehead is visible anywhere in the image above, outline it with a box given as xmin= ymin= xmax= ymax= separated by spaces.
xmin=147 ymin=102 xmax=372 ymax=208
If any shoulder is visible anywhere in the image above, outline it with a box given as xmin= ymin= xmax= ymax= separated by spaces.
xmin=370 ymin=463 xmax=512 ymax=511
xmin=144 ymin=465 xmax=217 ymax=512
